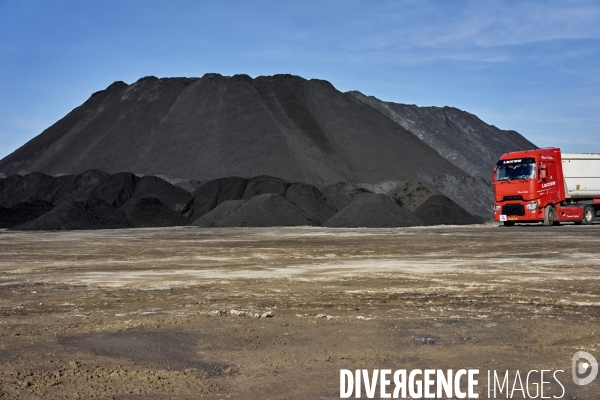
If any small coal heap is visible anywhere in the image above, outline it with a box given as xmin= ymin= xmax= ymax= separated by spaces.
xmin=2 ymin=170 xmax=485 ymax=230
xmin=2 ymin=169 xmax=485 ymax=230
xmin=324 ymin=194 xmax=423 ymax=228
xmin=122 ymin=197 xmax=191 ymax=228
xmin=413 ymin=195 xmax=484 ymax=226
xmin=15 ymin=198 xmax=132 ymax=231
xmin=0 ymin=199 xmax=55 ymax=228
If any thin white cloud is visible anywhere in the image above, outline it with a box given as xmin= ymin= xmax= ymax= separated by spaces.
xmin=246 ymin=0 xmax=600 ymax=68
xmin=351 ymin=0 xmax=600 ymax=49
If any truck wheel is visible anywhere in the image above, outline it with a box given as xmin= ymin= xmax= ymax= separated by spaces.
xmin=503 ymin=221 xmax=515 ymax=227
xmin=543 ymin=205 xmax=555 ymax=226
xmin=583 ymin=206 xmax=595 ymax=225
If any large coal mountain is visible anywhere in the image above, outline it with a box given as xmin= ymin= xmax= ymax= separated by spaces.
xmin=0 ymin=74 xmax=462 ymax=185
xmin=0 ymin=74 xmax=533 ymax=187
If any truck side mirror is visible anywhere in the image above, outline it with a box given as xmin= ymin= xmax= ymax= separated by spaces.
xmin=491 ymin=167 xmax=496 ymax=182
xmin=539 ymin=167 xmax=547 ymax=180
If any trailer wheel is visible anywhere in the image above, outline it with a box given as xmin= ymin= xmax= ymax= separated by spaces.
xmin=543 ymin=205 xmax=555 ymax=226
xmin=503 ymin=221 xmax=515 ymax=227
xmin=583 ymin=206 xmax=595 ymax=225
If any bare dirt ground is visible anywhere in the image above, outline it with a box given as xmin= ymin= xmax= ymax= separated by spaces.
xmin=0 ymin=224 xmax=599 ymax=399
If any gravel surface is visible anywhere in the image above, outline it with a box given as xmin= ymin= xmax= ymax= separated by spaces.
xmin=0 ymin=225 xmax=597 ymax=399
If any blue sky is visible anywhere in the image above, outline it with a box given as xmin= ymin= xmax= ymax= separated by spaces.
xmin=1 ymin=0 xmax=599 ymax=159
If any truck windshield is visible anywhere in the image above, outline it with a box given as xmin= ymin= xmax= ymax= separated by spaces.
xmin=496 ymin=162 xmax=536 ymax=181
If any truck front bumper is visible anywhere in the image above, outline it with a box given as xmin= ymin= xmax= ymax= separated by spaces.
xmin=494 ymin=202 xmax=542 ymax=223
xmin=494 ymin=202 xmax=583 ymax=223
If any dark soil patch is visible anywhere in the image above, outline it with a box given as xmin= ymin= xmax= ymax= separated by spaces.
xmin=57 ymin=329 xmax=227 ymax=374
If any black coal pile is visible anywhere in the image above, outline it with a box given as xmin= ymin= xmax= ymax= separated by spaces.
xmin=0 ymin=199 xmax=55 ymax=228
xmin=412 ymin=195 xmax=483 ymax=225
xmin=0 ymin=172 xmax=61 ymax=207
xmin=14 ymin=198 xmax=133 ymax=231
xmin=324 ymin=194 xmax=423 ymax=228
xmin=208 ymin=193 xmax=319 ymax=227
xmin=190 ymin=181 xmax=335 ymax=227
xmin=242 ymin=176 xmax=289 ymax=199
xmin=418 ymin=174 xmax=494 ymax=219
xmin=122 ymin=175 xmax=190 ymax=212
xmin=386 ymin=180 xmax=438 ymax=211
xmin=52 ymin=170 xmax=139 ymax=208
xmin=0 ymin=74 xmax=465 ymax=185
xmin=170 ymin=178 xmax=203 ymax=193
xmin=1 ymin=169 xmax=192 ymax=209
xmin=284 ymin=182 xmax=336 ymax=224
xmin=192 ymin=200 xmax=246 ymax=227
xmin=182 ymin=177 xmax=247 ymax=220
xmin=122 ymin=197 xmax=191 ymax=228
xmin=322 ymin=182 xmax=372 ymax=211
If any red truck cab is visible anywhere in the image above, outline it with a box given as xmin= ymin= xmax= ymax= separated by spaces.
xmin=492 ymin=148 xmax=584 ymax=226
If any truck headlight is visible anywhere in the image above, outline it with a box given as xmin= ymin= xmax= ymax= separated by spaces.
xmin=526 ymin=202 xmax=537 ymax=210
xmin=494 ymin=205 xmax=501 ymax=212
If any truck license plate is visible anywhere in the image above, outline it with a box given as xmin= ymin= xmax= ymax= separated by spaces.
xmin=500 ymin=215 xmax=507 ymax=221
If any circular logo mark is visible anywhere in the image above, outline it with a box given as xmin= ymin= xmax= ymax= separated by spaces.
xmin=572 ymin=351 xmax=598 ymax=385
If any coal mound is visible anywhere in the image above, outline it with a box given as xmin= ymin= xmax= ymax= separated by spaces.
xmin=171 ymin=179 xmax=203 ymax=193
xmin=0 ymin=74 xmax=467 ymax=185
xmin=182 ymin=177 xmax=247 ymax=220
xmin=412 ymin=195 xmax=483 ymax=226
xmin=53 ymin=170 xmax=139 ymax=208
xmin=324 ymin=193 xmax=422 ymax=228
xmin=192 ymin=200 xmax=246 ymax=227
xmin=0 ymin=172 xmax=61 ymax=207
xmin=122 ymin=197 xmax=191 ymax=228
xmin=14 ymin=198 xmax=132 ymax=231
xmin=121 ymin=176 xmax=190 ymax=212
xmin=419 ymin=174 xmax=493 ymax=219
xmin=284 ymin=183 xmax=336 ymax=224
xmin=322 ymin=182 xmax=372 ymax=211
xmin=0 ymin=199 xmax=54 ymax=228
xmin=386 ymin=180 xmax=438 ymax=211
xmin=242 ymin=176 xmax=289 ymax=200
xmin=215 ymin=193 xmax=318 ymax=227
